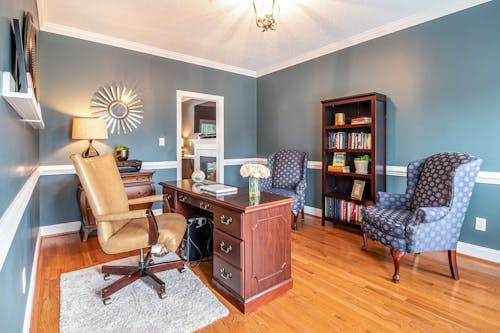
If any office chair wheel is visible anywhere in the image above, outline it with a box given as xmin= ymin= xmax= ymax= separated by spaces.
xmin=159 ymin=291 xmax=167 ymax=299
xmin=177 ymin=266 xmax=186 ymax=273
xmin=103 ymin=297 xmax=112 ymax=305
xmin=103 ymin=273 xmax=111 ymax=281
xmin=148 ymin=259 xmax=154 ymax=265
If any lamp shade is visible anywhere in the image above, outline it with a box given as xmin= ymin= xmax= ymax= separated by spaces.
xmin=72 ymin=118 xmax=108 ymax=140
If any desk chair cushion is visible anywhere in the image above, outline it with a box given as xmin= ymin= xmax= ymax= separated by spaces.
xmin=100 ymin=212 xmax=187 ymax=254
xmin=410 ymin=152 xmax=474 ymax=211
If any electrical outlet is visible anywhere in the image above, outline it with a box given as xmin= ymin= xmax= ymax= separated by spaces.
xmin=159 ymin=137 xmax=165 ymax=146
xmin=475 ymin=217 xmax=486 ymax=231
xmin=22 ymin=267 xmax=26 ymax=294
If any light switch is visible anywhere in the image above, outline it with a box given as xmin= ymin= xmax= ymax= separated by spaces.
xmin=159 ymin=137 xmax=165 ymax=146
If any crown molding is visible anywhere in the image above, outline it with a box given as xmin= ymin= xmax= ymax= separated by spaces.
xmin=256 ymin=0 xmax=492 ymax=77
xmin=36 ymin=0 xmax=47 ymax=28
xmin=40 ymin=22 xmax=257 ymax=78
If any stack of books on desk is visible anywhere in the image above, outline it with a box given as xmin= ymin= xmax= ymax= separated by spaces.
xmin=199 ymin=184 xmax=238 ymax=195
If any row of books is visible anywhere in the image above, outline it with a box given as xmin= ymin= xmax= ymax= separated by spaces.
xmin=327 ymin=132 xmax=372 ymax=149
xmin=324 ymin=197 xmax=364 ymax=224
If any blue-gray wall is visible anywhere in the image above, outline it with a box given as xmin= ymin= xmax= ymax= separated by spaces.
xmin=0 ymin=0 xmax=40 ymax=331
xmin=39 ymin=32 xmax=256 ymax=225
xmin=257 ymin=1 xmax=500 ymax=250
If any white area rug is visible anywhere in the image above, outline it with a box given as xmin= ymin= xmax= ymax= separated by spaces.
xmin=60 ymin=253 xmax=228 ymax=333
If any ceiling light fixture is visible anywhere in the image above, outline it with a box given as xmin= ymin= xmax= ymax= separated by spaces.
xmin=253 ymin=0 xmax=279 ymax=32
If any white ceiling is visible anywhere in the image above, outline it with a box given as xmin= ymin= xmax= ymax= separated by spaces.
xmin=38 ymin=0 xmax=490 ymax=77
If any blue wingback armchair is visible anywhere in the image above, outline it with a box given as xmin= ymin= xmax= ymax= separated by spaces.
xmin=261 ymin=150 xmax=308 ymax=230
xmin=361 ymin=152 xmax=482 ymax=282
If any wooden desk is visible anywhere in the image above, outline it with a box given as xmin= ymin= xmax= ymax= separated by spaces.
xmin=78 ymin=171 xmax=155 ymax=241
xmin=160 ymin=180 xmax=294 ymax=313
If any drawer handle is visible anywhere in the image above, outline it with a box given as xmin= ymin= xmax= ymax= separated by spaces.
xmin=166 ymin=194 xmax=172 ymax=200
xmin=179 ymin=195 xmax=187 ymax=202
xmin=220 ymin=215 xmax=233 ymax=225
xmin=219 ymin=241 xmax=232 ymax=254
xmin=220 ymin=268 xmax=232 ymax=280
xmin=199 ymin=201 xmax=209 ymax=210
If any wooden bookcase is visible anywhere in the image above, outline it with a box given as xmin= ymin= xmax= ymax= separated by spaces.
xmin=321 ymin=93 xmax=386 ymax=228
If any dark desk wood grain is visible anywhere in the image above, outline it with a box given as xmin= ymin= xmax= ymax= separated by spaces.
xmin=160 ymin=180 xmax=294 ymax=313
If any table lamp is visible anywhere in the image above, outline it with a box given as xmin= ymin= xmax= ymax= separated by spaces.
xmin=72 ymin=118 xmax=108 ymax=157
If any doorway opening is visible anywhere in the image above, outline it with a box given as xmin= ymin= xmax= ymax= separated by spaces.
xmin=176 ymin=91 xmax=224 ymax=183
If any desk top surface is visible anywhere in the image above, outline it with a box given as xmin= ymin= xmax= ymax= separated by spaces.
xmin=160 ymin=180 xmax=294 ymax=212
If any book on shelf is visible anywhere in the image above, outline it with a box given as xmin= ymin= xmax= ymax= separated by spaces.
xmin=327 ymin=165 xmax=350 ymax=172
xmin=324 ymin=196 xmax=364 ymax=224
xmin=351 ymin=117 xmax=371 ymax=125
xmin=332 ymin=152 xmax=346 ymax=167
xmin=199 ymin=183 xmax=237 ymax=195
xmin=328 ymin=132 xmax=371 ymax=149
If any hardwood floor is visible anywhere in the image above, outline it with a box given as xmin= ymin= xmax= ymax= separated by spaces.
xmin=31 ymin=216 xmax=500 ymax=332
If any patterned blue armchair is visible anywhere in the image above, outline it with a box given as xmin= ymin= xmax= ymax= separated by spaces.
xmin=362 ymin=152 xmax=482 ymax=282
xmin=261 ymin=150 xmax=308 ymax=230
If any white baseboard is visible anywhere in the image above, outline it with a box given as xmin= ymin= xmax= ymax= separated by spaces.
xmin=457 ymin=242 xmax=500 ymax=263
xmin=304 ymin=205 xmax=321 ymax=217
xmin=22 ymin=230 xmax=41 ymax=333
xmin=39 ymin=221 xmax=81 ymax=236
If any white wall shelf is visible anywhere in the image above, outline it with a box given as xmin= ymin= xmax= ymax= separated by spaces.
xmin=1 ymin=72 xmax=44 ymax=129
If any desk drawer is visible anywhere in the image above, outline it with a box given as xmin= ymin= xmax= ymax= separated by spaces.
xmin=213 ymin=207 xmax=242 ymax=239
xmin=122 ymin=174 xmax=152 ymax=184
xmin=177 ymin=193 xmax=213 ymax=212
xmin=213 ymin=255 xmax=242 ymax=296
xmin=125 ymin=184 xmax=153 ymax=199
xmin=213 ymin=229 xmax=243 ymax=268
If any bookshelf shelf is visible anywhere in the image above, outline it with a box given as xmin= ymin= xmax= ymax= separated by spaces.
xmin=325 ymin=123 xmax=372 ymax=130
xmin=321 ymin=93 xmax=386 ymax=229
xmin=325 ymin=171 xmax=372 ymax=179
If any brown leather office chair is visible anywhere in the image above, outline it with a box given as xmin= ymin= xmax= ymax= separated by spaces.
xmin=71 ymin=153 xmax=187 ymax=304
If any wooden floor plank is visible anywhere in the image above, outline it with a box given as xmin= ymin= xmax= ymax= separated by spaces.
xmin=30 ymin=216 xmax=500 ymax=332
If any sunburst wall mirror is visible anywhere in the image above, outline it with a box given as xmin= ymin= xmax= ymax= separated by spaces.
xmin=90 ymin=83 xmax=143 ymax=134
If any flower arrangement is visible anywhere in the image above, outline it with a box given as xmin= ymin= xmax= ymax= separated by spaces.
xmin=240 ymin=163 xmax=270 ymax=178
xmin=240 ymin=163 xmax=270 ymax=202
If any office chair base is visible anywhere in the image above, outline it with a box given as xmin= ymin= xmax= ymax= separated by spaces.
xmin=100 ymin=259 xmax=184 ymax=304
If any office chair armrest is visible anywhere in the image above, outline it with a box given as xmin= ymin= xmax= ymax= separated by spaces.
xmin=94 ymin=209 xmax=149 ymax=222
xmin=128 ymin=194 xmax=164 ymax=205
xmin=412 ymin=206 xmax=449 ymax=225
xmin=95 ymin=209 xmax=159 ymax=244
xmin=376 ymin=192 xmax=411 ymax=210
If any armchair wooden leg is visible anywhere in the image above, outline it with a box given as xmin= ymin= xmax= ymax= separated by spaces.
xmin=448 ymin=250 xmax=460 ymax=280
xmin=390 ymin=249 xmax=405 ymax=283
xmin=361 ymin=228 xmax=367 ymax=251
xmin=301 ymin=208 xmax=305 ymax=221
xmin=292 ymin=211 xmax=299 ymax=230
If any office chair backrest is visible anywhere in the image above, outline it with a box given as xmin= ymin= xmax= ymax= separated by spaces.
xmin=71 ymin=154 xmax=130 ymax=241
xmin=410 ymin=152 xmax=477 ymax=211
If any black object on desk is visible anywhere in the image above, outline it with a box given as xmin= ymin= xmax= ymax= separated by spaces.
xmin=116 ymin=159 xmax=142 ymax=172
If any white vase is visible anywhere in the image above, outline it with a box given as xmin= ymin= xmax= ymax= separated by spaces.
xmin=354 ymin=160 xmax=369 ymax=174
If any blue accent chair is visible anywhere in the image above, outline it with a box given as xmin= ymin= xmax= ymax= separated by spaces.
xmin=261 ymin=150 xmax=308 ymax=230
xmin=361 ymin=152 xmax=482 ymax=282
